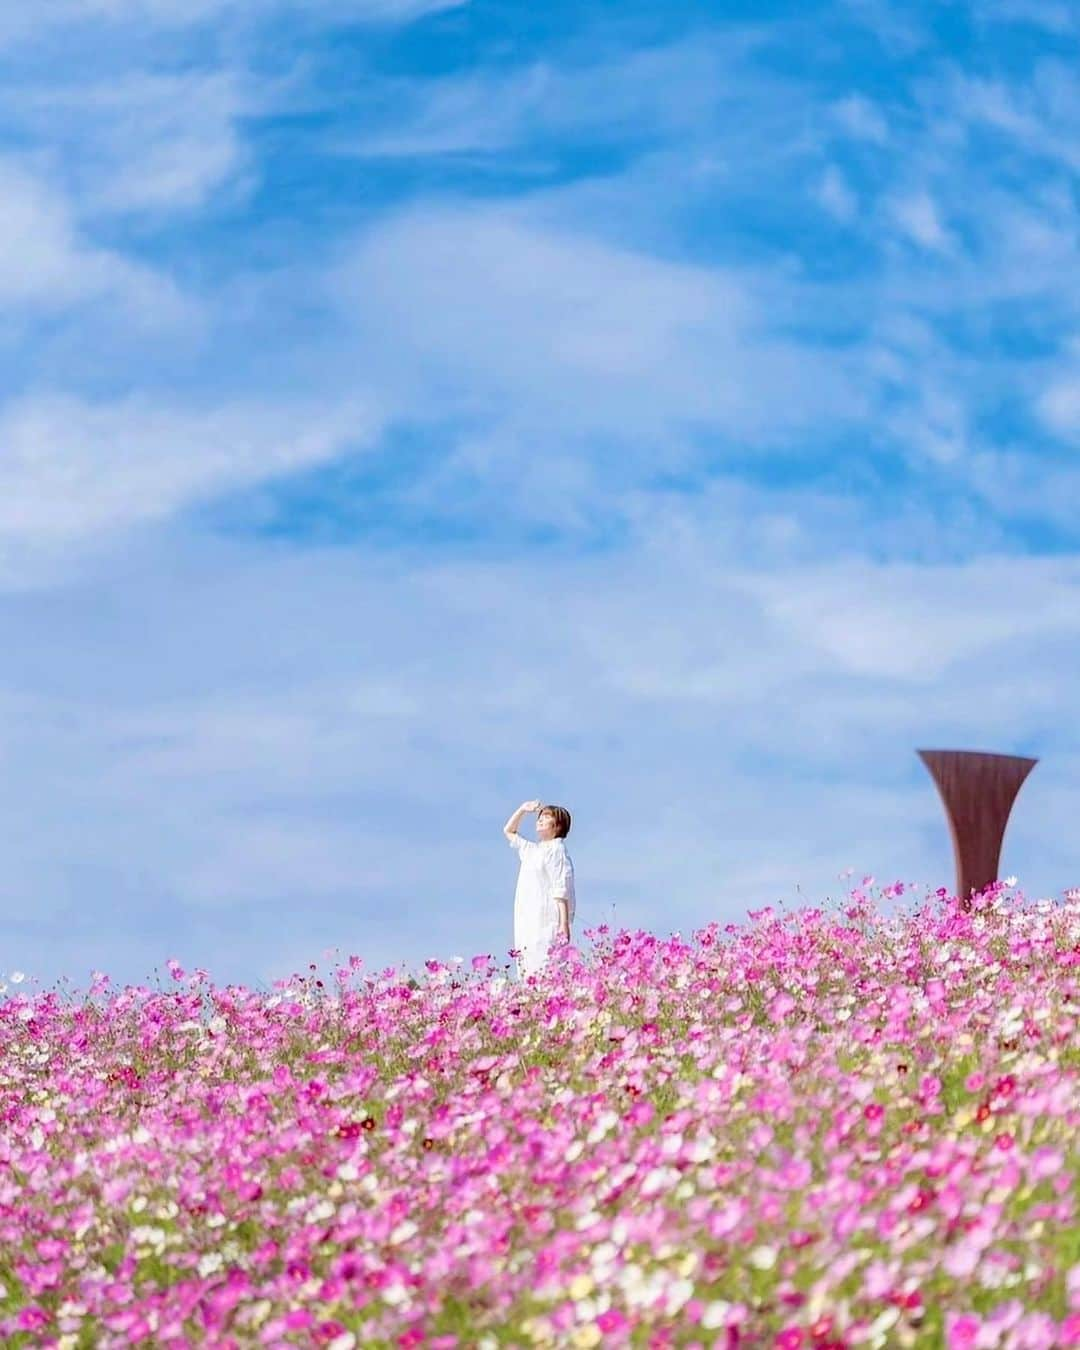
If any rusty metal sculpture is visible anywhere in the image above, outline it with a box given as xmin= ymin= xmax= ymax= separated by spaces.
xmin=917 ymin=749 xmax=1037 ymax=909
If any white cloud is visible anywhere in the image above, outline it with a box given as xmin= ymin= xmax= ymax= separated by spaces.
xmin=840 ymin=0 xmax=929 ymax=54
xmin=4 ymin=72 xmax=251 ymax=216
xmin=885 ymin=383 xmax=971 ymax=467
xmin=0 ymin=393 xmax=381 ymax=550
xmin=974 ymin=0 xmax=1077 ymax=34
xmin=0 ymin=0 xmax=464 ymax=41
xmin=337 ymin=205 xmax=859 ymax=444
xmin=831 ymin=93 xmax=890 ymax=143
xmin=743 ymin=555 xmax=1080 ymax=680
xmin=966 ymin=449 xmax=1080 ymax=525
xmin=955 ymin=77 xmax=1043 ymax=141
xmin=0 ymin=157 xmax=187 ymax=316
xmin=951 ymin=67 xmax=1080 ymax=175
xmin=817 ymin=165 xmax=858 ymax=222
xmin=889 ymin=191 xmax=955 ymax=252
xmin=341 ymin=36 xmax=764 ymax=160
xmin=1038 ymin=375 xmax=1080 ymax=441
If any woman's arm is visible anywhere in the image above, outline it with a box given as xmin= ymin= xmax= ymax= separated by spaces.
xmin=555 ymin=897 xmax=571 ymax=941
xmin=503 ymin=800 xmax=541 ymax=839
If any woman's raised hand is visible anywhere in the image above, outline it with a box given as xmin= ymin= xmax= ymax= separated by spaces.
xmin=520 ymin=799 xmax=542 ymax=813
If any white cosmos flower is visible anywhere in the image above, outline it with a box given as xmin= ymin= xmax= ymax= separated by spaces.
xmin=868 ymin=1307 xmax=901 ymax=1340
xmin=390 ymin=1220 xmax=418 ymax=1245
xmin=197 ymin=1252 xmax=224 ymax=1277
xmin=701 ymin=1301 xmax=733 ymax=1330
xmin=666 ymin=1278 xmax=694 ymax=1313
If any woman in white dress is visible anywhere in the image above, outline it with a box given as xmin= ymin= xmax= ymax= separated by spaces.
xmin=503 ymin=800 xmax=576 ymax=978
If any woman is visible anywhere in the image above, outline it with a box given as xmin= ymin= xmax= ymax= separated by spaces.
xmin=503 ymin=799 xmax=576 ymax=978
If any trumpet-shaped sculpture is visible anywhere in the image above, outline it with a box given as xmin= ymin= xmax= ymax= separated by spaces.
xmin=917 ymin=749 xmax=1037 ymax=910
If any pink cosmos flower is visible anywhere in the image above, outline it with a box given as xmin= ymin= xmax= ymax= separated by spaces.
xmin=946 ymin=1314 xmax=981 ymax=1348
xmin=1029 ymin=1147 xmax=1063 ymax=1181
xmin=597 ymin=1308 xmax=630 ymax=1333
xmin=769 ymin=993 xmax=797 ymax=1021
xmin=1060 ymin=1313 xmax=1080 ymax=1346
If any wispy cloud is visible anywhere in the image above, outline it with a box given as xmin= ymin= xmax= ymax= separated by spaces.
xmin=0 ymin=394 xmax=381 ymax=558
xmin=2 ymin=72 xmax=252 ymax=216
xmin=338 ymin=35 xmax=768 ymax=160
xmin=336 ymin=204 xmax=860 ymax=445
xmin=830 ymin=93 xmax=890 ymax=144
xmin=0 ymin=0 xmax=464 ymax=42
xmin=0 ymin=157 xmax=187 ymax=316
xmin=887 ymin=191 xmax=955 ymax=253
xmin=973 ymin=0 xmax=1078 ymax=34
xmin=817 ymin=165 xmax=859 ymax=222
xmin=948 ymin=65 xmax=1080 ymax=174
xmin=1038 ymin=345 xmax=1080 ymax=442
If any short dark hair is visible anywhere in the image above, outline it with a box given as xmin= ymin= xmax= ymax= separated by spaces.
xmin=538 ymin=804 xmax=571 ymax=838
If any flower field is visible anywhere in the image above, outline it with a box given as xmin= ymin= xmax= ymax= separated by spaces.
xmin=2 ymin=883 xmax=1080 ymax=1349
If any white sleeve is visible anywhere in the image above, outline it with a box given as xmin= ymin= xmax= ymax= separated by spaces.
xmin=546 ymin=848 xmax=573 ymax=899
xmin=507 ymin=832 xmax=534 ymax=857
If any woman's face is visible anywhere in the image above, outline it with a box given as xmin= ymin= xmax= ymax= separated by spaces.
xmin=537 ymin=812 xmax=557 ymax=840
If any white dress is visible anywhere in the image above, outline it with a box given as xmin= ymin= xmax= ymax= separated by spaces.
xmin=508 ymin=833 xmax=576 ymax=977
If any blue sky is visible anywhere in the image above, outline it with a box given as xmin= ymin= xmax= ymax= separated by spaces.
xmin=2 ymin=0 xmax=1080 ymax=989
